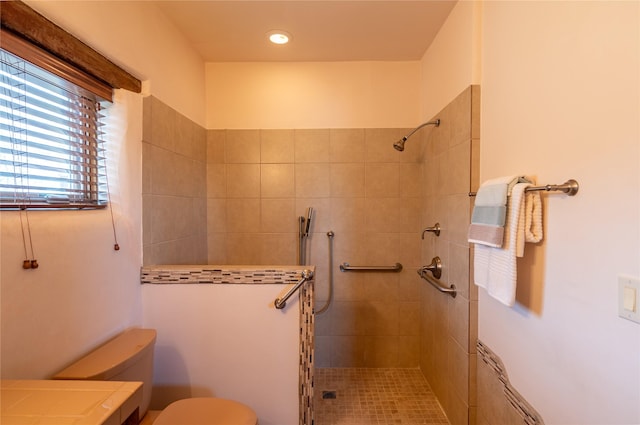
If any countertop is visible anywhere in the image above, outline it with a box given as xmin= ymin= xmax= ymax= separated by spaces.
xmin=1 ymin=379 xmax=142 ymax=425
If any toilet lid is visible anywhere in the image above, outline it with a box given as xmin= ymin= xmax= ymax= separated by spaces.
xmin=153 ymin=397 xmax=258 ymax=425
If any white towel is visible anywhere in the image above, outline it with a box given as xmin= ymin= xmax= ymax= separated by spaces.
xmin=474 ymin=183 xmax=537 ymax=306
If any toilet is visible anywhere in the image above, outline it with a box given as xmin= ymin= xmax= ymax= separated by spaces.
xmin=52 ymin=328 xmax=258 ymax=425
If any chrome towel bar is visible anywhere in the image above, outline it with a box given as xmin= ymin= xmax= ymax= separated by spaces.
xmin=417 ymin=268 xmax=457 ymax=298
xmin=274 ymin=269 xmax=314 ymax=310
xmin=339 ymin=263 xmax=403 ymax=272
xmin=468 ymin=179 xmax=579 ymax=197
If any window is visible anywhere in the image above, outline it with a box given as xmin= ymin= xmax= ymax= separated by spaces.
xmin=0 ymin=47 xmax=108 ymax=209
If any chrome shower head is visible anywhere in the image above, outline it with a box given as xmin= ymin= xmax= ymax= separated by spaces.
xmin=393 ymin=119 xmax=440 ymax=152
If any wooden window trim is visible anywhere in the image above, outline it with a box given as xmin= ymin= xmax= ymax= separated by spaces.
xmin=0 ymin=0 xmax=141 ymax=98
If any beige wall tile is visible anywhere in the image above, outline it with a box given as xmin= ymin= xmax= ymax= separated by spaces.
xmin=400 ymin=163 xmax=423 ymax=198
xmin=331 ymin=198 xmax=367 ymax=234
xmin=450 ymin=243 xmax=471 ymax=299
xmin=260 ymin=233 xmax=296 ymax=265
xmin=261 ymin=199 xmax=295 ymax=233
xmin=450 ymin=86 xmax=472 ymax=148
xmin=261 ymin=164 xmax=295 ymax=198
xmin=449 ymin=194 xmax=472 ymax=245
xmin=330 ymin=128 xmax=365 ymax=162
xmin=226 ymin=130 xmax=260 ymax=163
xmin=261 ymin=129 xmax=294 ymax=163
xmin=227 ymin=164 xmax=260 ymax=198
xmin=363 ymin=273 xmax=400 ymax=302
xmin=448 ymin=387 xmax=470 ymax=425
xmin=314 ymin=336 xmax=332 ymax=368
xmin=449 ymin=294 xmax=470 ymax=352
xmin=331 ymin=301 xmax=368 ymax=336
xmin=207 ymin=130 xmax=226 ymax=164
xmin=365 ymin=128 xmax=405 ymax=163
xmin=398 ymin=302 xmax=420 ymax=336
xmin=365 ymin=198 xmax=400 ymax=233
xmin=294 ymin=129 xmax=330 ymax=163
xmin=226 ymin=198 xmax=261 ymax=233
xmin=149 ymin=96 xmax=177 ymax=152
xmin=142 ymin=142 xmax=153 ymax=195
xmin=295 ymin=163 xmax=330 ymax=198
xmin=207 ymin=164 xmax=227 ymax=198
xmin=471 ymin=85 xmax=481 ymax=140
xmin=449 ymin=337 xmax=470 ymax=403
xmin=366 ymin=163 xmax=400 ymax=197
xmin=364 ymin=336 xmax=399 ymax=367
xmin=397 ymin=335 xmax=420 ymax=367
xmin=397 ymin=197 xmax=422 ymax=233
xmin=226 ymin=233 xmax=261 ymax=265
xmin=207 ymin=233 xmax=227 ymax=264
xmin=364 ymin=301 xmax=399 ymax=336
xmin=449 ymin=140 xmax=471 ymax=195
xmin=330 ymin=163 xmax=365 ymax=197
xmin=331 ymin=335 xmax=366 ymax=367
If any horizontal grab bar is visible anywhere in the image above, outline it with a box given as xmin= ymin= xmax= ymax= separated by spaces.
xmin=274 ymin=269 xmax=314 ymax=310
xmin=417 ymin=269 xmax=456 ymax=298
xmin=340 ymin=263 xmax=403 ymax=272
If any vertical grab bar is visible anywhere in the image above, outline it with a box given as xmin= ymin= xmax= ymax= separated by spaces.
xmin=274 ymin=269 xmax=314 ymax=310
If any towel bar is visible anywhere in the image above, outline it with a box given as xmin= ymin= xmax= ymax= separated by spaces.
xmin=468 ymin=179 xmax=579 ymax=197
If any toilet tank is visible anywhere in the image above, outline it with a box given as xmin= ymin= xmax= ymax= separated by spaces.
xmin=53 ymin=328 xmax=157 ymax=417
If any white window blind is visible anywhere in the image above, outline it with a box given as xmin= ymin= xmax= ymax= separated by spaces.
xmin=0 ymin=48 xmax=108 ymax=209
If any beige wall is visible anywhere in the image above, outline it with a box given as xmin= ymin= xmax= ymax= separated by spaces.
xmin=24 ymin=1 xmax=207 ymax=127
xmin=479 ymin=2 xmax=640 ymax=424
xmin=420 ymin=1 xmax=482 ymax=123
xmin=420 ymin=86 xmax=480 ymax=425
xmin=206 ymin=62 xmax=420 ymax=129
xmin=1 ymin=2 xmax=206 ymax=379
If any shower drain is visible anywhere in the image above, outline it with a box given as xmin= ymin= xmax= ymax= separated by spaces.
xmin=322 ymin=390 xmax=337 ymax=399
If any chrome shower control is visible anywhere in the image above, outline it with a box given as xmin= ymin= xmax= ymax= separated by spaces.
xmin=421 ymin=223 xmax=441 ymax=238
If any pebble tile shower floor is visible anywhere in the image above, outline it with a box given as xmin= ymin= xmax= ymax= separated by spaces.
xmin=314 ymin=368 xmax=449 ymax=425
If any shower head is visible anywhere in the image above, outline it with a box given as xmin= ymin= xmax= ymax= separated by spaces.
xmin=394 ymin=119 xmax=440 ymax=152
xmin=393 ymin=137 xmax=408 ymax=152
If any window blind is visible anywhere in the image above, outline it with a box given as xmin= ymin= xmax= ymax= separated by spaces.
xmin=0 ymin=48 xmax=108 ymax=209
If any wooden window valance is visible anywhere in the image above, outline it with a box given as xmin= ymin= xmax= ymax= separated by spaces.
xmin=0 ymin=0 xmax=141 ymax=100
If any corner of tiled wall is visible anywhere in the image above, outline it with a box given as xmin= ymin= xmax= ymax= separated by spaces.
xmin=142 ymin=96 xmax=208 ymax=266
xmin=420 ymin=85 xmax=480 ymax=425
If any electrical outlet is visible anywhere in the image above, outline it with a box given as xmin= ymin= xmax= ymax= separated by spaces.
xmin=618 ymin=275 xmax=640 ymax=324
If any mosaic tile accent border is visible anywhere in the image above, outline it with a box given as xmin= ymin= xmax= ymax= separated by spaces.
xmin=299 ymin=280 xmax=315 ymax=425
xmin=141 ymin=265 xmax=315 ymax=425
xmin=141 ymin=265 xmax=305 ymax=285
xmin=477 ymin=340 xmax=545 ymax=425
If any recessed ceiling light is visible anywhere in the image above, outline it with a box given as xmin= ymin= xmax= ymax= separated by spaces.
xmin=267 ymin=30 xmax=291 ymax=45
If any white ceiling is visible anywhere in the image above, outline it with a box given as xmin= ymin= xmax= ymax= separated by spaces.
xmin=152 ymin=1 xmax=457 ymax=62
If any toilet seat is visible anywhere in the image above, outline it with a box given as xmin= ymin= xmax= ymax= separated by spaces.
xmin=153 ymin=397 xmax=258 ymax=425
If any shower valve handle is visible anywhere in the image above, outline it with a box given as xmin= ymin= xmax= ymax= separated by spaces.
xmin=420 ymin=256 xmax=442 ymax=279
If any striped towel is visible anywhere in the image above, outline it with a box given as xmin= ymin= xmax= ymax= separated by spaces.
xmin=473 ymin=182 xmax=543 ymax=306
xmin=468 ymin=175 xmax=529 ymax=247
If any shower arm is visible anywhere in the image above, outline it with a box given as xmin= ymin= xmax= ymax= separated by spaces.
xmin=402 ymin=119 xmax=441 ymax=141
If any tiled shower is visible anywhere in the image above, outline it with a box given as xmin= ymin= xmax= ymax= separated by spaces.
xmin=142 ymin=86 xmax=480 ymax=425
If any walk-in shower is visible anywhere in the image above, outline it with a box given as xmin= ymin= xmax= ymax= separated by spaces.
xmin=393 ymin=118 xmax=441 ymax=151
